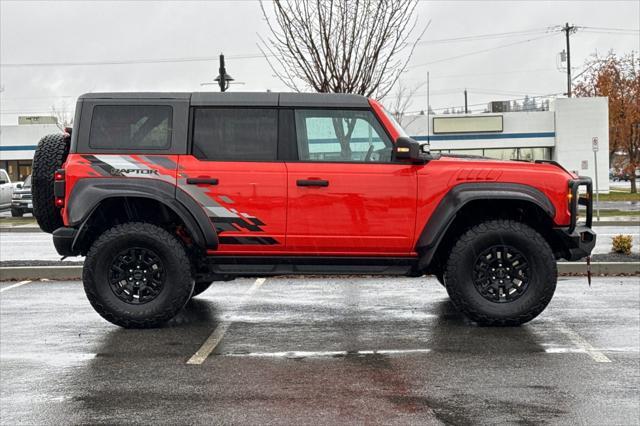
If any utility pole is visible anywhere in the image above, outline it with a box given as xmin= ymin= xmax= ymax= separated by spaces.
xmin=561 ymin=23 xmax=577 ymax=97
xmin=464 ymin=89 xmax=468 ymax=113
xmin=426 ymin=71 xmax=430 ymax=144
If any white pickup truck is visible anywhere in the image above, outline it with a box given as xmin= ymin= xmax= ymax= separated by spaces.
xmin=0 ymin=169 xmax=19 ymax=211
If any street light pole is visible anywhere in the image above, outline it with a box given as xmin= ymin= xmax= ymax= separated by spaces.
xmin=218 ymin=54 xmax=227 ymax=92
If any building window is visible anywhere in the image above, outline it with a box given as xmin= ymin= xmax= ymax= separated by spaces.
xmin=0 ymin=160 xmax=33 ymax=182
xmin=518 ymin=147 xmax=551 ymax=161
xmin=483 ymin=148 xmax=519 ymax=160
xmin=438 ymin=147 xmax=551 ymax=162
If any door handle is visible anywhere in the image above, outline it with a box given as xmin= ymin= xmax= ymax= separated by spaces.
xmin=186 ymin=178 xmax=219 ymax=185
xmin=296 ymin=179 xmax=329 ymax=187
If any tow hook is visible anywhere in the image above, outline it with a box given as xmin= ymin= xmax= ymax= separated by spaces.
xmin=586 ymin=256 xmax=592 ymax=286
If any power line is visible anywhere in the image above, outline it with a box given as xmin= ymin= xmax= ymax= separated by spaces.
xmin=0 ymin=53 xmax=268 ymax=68
xmin=409 ymin=33 xmax=557 ymax=69
xmin=580 ymin=26 xmax=639 ymax=33
xmin=416 ymin=27 xmax=552 ymax=45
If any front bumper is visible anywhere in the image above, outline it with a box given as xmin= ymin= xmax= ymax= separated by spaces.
xmin=554 ymin=225 xmax=597 ymax=261
xmin=554 ymin=177 xmax=596 ymax=261
xmin=11 ymin=199 xmax=33 ymax=210
xmin=52 ymin=227 xmax=80 ymax=257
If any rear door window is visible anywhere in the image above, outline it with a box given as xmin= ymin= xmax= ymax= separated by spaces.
xmin=192 ymin=108 xmax=278 ymax=161
xmin=89 ymin=105 xmax=172 ymax=150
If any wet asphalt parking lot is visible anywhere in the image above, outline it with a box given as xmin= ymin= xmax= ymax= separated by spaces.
xmin=1 ymin=275 xmax=639 ymax=425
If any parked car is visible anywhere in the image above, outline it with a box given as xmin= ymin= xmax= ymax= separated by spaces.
xmin=11 ymin=174 xmax=33 ymax=217
xmin=612 ymin=168 xmax=640 ymax=182
xmin=0 ymin=169 xmax=16 ymax=211
xmin=31 ymin=92 xmax=596 ymax=329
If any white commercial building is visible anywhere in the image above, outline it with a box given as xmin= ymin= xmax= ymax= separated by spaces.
xmin=404 ymin=96 xmax=610 ymax=192
xmin=0 ymin=97 xmax=609 ymax=191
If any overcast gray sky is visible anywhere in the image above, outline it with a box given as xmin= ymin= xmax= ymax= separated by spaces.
xmin=1 ymin=0 xmax=638 ymax=125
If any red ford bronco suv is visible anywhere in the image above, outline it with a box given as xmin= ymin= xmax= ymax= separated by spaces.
xmin=31 ymin=92 xmax=595 ymax=328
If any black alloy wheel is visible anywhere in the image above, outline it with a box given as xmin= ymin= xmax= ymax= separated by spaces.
xmin=109 ymin=247 xmax=165 ymax=304
xmin=472 ymin=245 xmax=530 ymax=303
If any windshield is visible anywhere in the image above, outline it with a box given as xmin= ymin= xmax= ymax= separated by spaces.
xmin=380 ymin=105 xmax=409 ymax=138
xmin=23 ymin=175 xmax=32 ymax=187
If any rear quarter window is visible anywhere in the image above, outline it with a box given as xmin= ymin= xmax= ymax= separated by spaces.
xmin=89 ymin=105 xmax=172 ymax=150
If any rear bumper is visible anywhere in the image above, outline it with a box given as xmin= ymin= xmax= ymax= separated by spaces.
xmin=52 ymin=227 xmax=80 ymax=257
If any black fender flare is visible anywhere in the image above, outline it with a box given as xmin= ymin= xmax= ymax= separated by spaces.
xmin=416 ymin=182 xmax=555 ymax=271
xmin=67 ymin=178 xmax=218 ymax=250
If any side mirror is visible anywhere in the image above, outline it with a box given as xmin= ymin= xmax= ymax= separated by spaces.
xmin=0 ymin=180 xmax=6 ymax=185
xmin=394 ymin=137 xmax=427 ymax=164
xmin=15 ymin=183 xmax=23 ymax=189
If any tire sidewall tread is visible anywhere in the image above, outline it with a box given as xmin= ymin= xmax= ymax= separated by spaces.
xmin=32 ymin=134 xmax=69 ymax=233
xmin=444 ymin=219 xmax=557 ymax=326
xmin=83 ymin=222 xmax=194 ymax=328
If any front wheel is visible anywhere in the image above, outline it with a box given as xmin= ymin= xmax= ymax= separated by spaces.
xmin=444 ymin=220 xmax=557 ymax=326
xmin=10 ymin=208 xmax=23 ymax=217
xmin=83 ymin=222 xmax=194 ymax=328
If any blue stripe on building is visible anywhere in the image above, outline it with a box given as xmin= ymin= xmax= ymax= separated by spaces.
xmin=0 ymin=145 xmax=38 ymax=151
xmin=414 ymin=132 xmax=555 ymax=142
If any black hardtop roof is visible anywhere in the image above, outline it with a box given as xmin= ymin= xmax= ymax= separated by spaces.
xmin=79 ymin=92 xmax=370 ymax=108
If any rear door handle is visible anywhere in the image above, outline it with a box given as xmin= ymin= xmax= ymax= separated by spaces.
xmin=186 ymin=178 xmax=219 ymax=185
xmin=296 ymin=179 xmax=329 ymax=187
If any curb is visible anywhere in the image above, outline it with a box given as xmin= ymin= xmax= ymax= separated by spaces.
xmin=557 ymin=262 xmax=639 ymax=275
xmin=0 ymin=263 xmax=637 ymax=281
xmin=0 ymin=227 xmax=41 ymax=233
xmin=0 ymin=266 xmax=83 ymax=281
xmin=592 ymin=221 xmax=640 ymax=227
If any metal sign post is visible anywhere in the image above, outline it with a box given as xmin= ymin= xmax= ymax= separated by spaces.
xmin=592 ymin=137 xmax=600 ymax=222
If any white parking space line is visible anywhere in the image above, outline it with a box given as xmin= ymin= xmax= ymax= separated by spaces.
xmin=555 ymin=323 xmax=612 ymax=363
xmin=0 ymin=280 xmax=32 ymax=293
xmin=187 ymin=277 xmax=267 ymax=365
xmin=225 ymin=348 xmax=433 ymax=359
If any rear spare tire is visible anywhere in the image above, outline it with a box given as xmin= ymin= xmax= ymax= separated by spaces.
xmin=32 ymin=133 xmax=69 ymax=233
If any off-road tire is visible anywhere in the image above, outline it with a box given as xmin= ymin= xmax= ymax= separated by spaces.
xmin=10 ymin=208 xmax=23 ymax=217
xmin=32 ymin=133 xmax=69 ymax=233
xmin=444 ymin=220 xmax=557 ymax=326
xmin=83 ymin=222 xmax=194 ymax=328
xmin=192 ymin=281 xmax=213 ymax=297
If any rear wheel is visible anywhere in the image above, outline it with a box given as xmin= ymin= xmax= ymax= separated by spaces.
xmin=32 ymin=134 xmax=69 ymax=233
xmin=444 ymin=220 xmax=557 ymax=326
xmin=83 ymin=222 xmax=194 ymax=328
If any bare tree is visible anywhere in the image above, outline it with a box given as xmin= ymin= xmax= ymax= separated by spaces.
xmin=259 ymin=0 xmax=425 ymax=100
xmin=50 ymin=101 xmax=74 ymax=131
xmin=384 ymin=80 xmax=424 ymax=127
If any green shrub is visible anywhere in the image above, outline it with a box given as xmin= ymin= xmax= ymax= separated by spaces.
xmin=611 ymin=234 xmax=633 ymax=255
